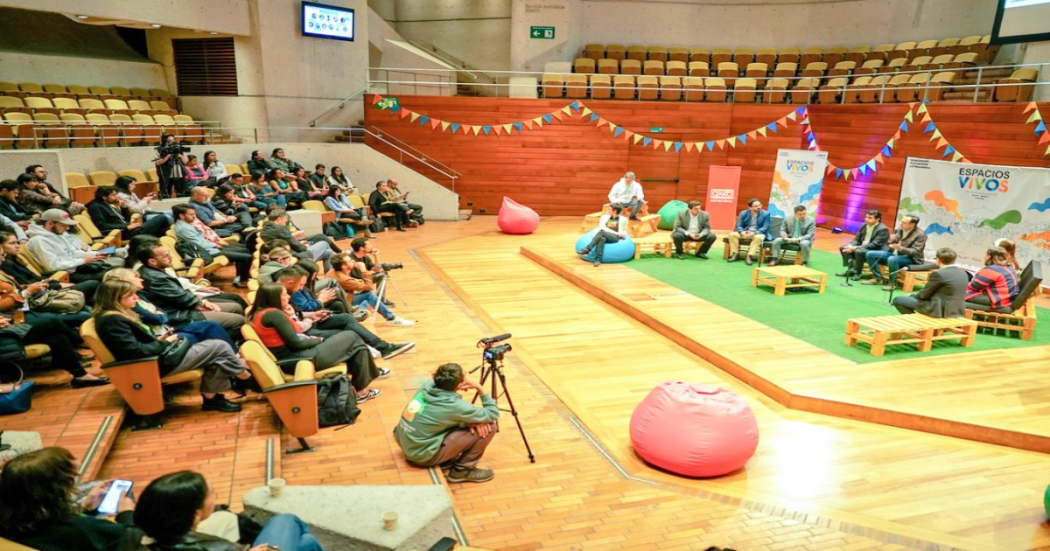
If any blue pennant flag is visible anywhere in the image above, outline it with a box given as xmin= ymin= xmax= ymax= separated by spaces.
xmin=390 ymin=105 xmax=401 ymax=113
xmin=542 ymin=114 xmax=553 ymax=124
xmin=899 ymin=120 xmax=909 ymax=132
xmin=767 ymin=123 xmax=778 ymax=133
xmin=674 ymin=142 xmax=683 ymax=152
xmin=795 ymin=106 xmax=806 ymax=115
xmin=1036 ymin=121 xmax=1047 ymax=134
xmin=706 ymin=141 xmax=715 ymax=151
xmin=450 ymin=123 xmax=460 ymax=134
xmin=514 ymin=122 xmax=523 ymax=132
xmin=613 ymin=127 xmax=625 ymax=137
xmin=643 ymin=137 xmax=652 ymax=147
xmin=589 ymin=114 xmax=599 ymax=122
xmin=866 ymin=160 xmax=877 ymax=171
xmin=482 ymin=126 xmax=491 ymax=135
xmin=419 ymin=116 xmax=429 ymax=126
xmin=924 ymin=122 xmax=936 ymax=134
xmin=805 ymin=133 xmax=815 ymax=142
xmin=835 ymin=168 xmax=844 ymax=179
xmin=859 ymin=164 xmax=868 ymax=176
xmin=943 ymin=145 xmax=955 ymax=157
xmin=569 ymin=101 xmax=579 ymax=111
xmin=738 ymin=135 xmax=747 ymax=145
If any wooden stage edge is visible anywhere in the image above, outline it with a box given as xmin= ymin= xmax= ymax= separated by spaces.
xmin=519 ymin=244 xmax=1050 ymax=455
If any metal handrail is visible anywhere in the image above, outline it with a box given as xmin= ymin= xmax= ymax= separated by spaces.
xmin=307 ymin=85 xmax=370 ymax=128
xmin=369 ymin=125 xmax=460 ymax=178
xmin=404 ymin=40 xmax=497 ymax=81
xmin=363 ymin=128 xmax=459 ymax=189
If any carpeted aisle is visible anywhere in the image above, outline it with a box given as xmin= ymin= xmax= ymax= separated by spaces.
xmin=629 ymin=247 xmax=1048 ymax=364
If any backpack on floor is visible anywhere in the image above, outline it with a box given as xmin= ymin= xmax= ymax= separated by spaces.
xmin=316 ymin=373 xmax=360 ymax=427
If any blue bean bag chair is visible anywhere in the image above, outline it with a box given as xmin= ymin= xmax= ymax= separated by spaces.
xmin=656 ymin=200 xmax=688 ymax=231
xmin=575 ymin=228 xmax=635 ymax=263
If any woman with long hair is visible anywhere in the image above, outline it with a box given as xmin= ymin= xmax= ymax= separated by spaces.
xmin=0 ymin=447 xmax=138 ymax=550
xmin=202 ymin=150 xmax=228 ymax=181
xmin=267 ymin=147 xmax=302 ymax=174
xmin=329 ymin=166 xmax=354 ymax=193
xmin=249 ymin=282 xmax=383 ymax=401
xmin=324 ymin=186 xmax=375 ymax=238
xmin=257 ymin=245 xmax=294 ymax=284
xmin=292 ymin=167 xmax=323 ymax=199
xmin=184 ymin=155 xmax=208 ymax=187
xmin=251 ymin=170 xmax=284 ymax=208
xmin=965 ymin=246 xmax=1019 ymax=309
xmin=114 ymin=175 xmax=173 ymax=223
xmin=93 ymin=279 xmax=254 ymax=412
xmin=135 ymin=471 xmax=322 ymax=551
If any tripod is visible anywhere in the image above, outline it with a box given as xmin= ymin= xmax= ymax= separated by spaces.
xmin=470 ymin=353 xmax=535 ymax=463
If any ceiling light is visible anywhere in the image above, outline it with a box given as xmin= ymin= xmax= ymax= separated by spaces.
xmin=150 ymin=23 xmax=162 ymax=28
xmin=76 ymin=15 xmax=89 ymax=19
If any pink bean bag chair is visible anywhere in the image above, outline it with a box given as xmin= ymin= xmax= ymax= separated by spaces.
xmin=497 ymin=196 xmax=540 ymax=234
xmin=630 ymin=382 xmax=759 ymax=477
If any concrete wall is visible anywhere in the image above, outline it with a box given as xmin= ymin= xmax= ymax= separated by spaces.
xmin=2 ymin=143 xmax=459 ymax=221
xmin=372 ymin=0 xmax=512 ymax=71
xmin=1020 ymin=41 xmax=1050 ymax=101
xmin=0 ymin=0 xmax=251 ymax=35
xmin=0 ymin=52 xmax=167 ymax=89
xmin=368 ymin=10 xmax=457 ymax=97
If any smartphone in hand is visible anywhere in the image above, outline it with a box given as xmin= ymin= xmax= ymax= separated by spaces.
xmin=97 ymin=479 xmax=133 ymax=515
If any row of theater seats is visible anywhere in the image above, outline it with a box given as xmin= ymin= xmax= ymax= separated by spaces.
xmin=0 ymin=81 xmax=172 ymax=100
xmin=0 ymin=96 xmax=179 ymax=116
xmin=541 ymin=68 xmax=1038 ymax=104
xmin=578 ymin=36 xmax=998 ymax=67
xmin=571 ymin=53 xmax=981 ymax=78
xmin=0 ymin=112 xmax=206 ymax=149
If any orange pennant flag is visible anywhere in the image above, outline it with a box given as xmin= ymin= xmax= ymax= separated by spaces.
xmin=430 ymin=119 xmax=440 ymax=130
xmin=685 ymin=142 xmax=695 ymax=153
xmin=936 ymin=137 xmax=948 ymax=148
xmin=1039 ymin=132 xmax=1050 ymax=145
xmin=552 ymin=110 xmax=564 ymax=121
xmin=1024 ymin=102 xmax=1038 ymax=114
xmin=874 ymin=153 xmax=885 ymax=164
xmin=371 ymin=95 xmax=384 ymax=104
xmin=747 ymin=131 xmax=757 ymax=140
xmin=596 ymin=118 xmax=606 ymax=126
xmin=777 ymin=117 xmax=788 ymax=127
xmin=921 ymin=113 xmax=931 ymax=123
xmin=893 ymin=130 xmax=902 ymax=140
xmin=399 ymin=109 xmax=410 ymax=119
xmin=524 ymin=120 xmax=534 ymax=130
xmin=622 ymin=130 xmax=634 ymax=140
xmin=461 ymin=124 xmax=472 ymax=134
xmin=493 ymin=125 xmax=503 ymax=136
xmin=716 ymin=139 xmax=726 ymax=149
xmin=851 ymin=169 xmax=859 ymax=179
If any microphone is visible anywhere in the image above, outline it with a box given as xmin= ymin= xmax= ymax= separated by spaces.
xmin=477 ymin=333 xmax=511 ymax=347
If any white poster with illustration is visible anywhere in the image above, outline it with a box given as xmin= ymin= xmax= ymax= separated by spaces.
xmin=768 ymin=149 xmax=829 ymax=220
xmin=898 ymin=157 xmax=1050 ymax=269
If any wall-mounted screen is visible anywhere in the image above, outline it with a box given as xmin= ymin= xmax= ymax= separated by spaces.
xmin=992 ymin=0 xmax=1050 ymax=44
xmin=302 ymin=1 xmax=355 ymax=42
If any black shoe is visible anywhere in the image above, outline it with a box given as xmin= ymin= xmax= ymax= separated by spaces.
xmin=381 ymin=341 xmax=416 ymax=360
xmin=850 ymin=275 xmax=862 ymax=281
xmin=835 ymin=271 xmax=855 ymax=278
xmin=382 ymin=298 xmax=395 ymax=307
xmin=397 ymin=227 xmax=407 ymax=232
xmin=231 ymin=376 xmax=261 ymax=396
xmin=202 ymin=394 xmax=242 ymax=413
xmin=71 ymin=376 xmax=110 ymax=388
xmin=744 ymin=256 xmax=753 ymax=266
xmin=696 ymin=253 xmax=708 ymax=259
xmin=676 ymin=253 xmax=685 ymax=260
xmin=576 ymin=249 xmax=589 ymax=256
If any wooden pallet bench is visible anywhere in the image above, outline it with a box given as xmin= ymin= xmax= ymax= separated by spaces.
xmin=845 ymin=314 xmax=979 ymax=357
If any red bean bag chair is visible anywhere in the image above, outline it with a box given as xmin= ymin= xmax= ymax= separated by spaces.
xmin=497 ymin=196 xmax=539 ymax=234
xmin=630 ymin=382 xmax=759 ymax=477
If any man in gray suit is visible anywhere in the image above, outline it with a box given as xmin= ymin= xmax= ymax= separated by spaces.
xmin=892 ymin=247 xmax=968 ymax=318
xmin=769 ymin=204 xmax=815 ymax=266
xmin=671 ymin=200 xmax=716 ymax=259
xmin=837 ymin=209 xmax=890 ymax=280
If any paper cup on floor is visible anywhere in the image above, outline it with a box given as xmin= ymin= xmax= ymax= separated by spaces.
xmin=267 ymin=478 xmax=286 ymax=497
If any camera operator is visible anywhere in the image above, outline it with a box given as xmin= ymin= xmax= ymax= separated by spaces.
xmin=154 ymin=133 xmax=189 ymax=198
xmin=394 ymin=363 xmax=500 ymax=483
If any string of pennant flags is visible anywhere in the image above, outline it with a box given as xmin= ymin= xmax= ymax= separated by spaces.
xmin=373 ymin=95 xmax=1050 ymax=182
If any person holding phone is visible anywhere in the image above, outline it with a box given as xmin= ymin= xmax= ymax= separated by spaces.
xmin=0 ymin=447 xmax=141 ymax=551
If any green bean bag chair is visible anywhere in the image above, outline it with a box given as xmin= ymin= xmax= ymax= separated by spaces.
xmin=656 ymin=200 xmax=688 ymax=230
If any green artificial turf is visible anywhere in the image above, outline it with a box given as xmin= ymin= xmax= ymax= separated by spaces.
xmin=628 ymin=247 xmax=1047 ymax=364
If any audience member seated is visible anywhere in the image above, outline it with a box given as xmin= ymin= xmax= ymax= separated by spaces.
xmin=329 ymin=166 xmax=355 ymax=194
xmin=607 ymin=171 xmax=646 ymax=221
xmin=276 ymin=265 xmax=414 ymax=359
xmin=577 ymin=205 xmax=628 ymax=267
xmin=172 ymin=204 xmax=252 ymax=288
xmin=87 ymin=186 xmax=172 ymax=240
xmin=369 ymin=181 xmax=413 ymax=232
xmin=126 ymin=235 xmax=247 ymax=311
xmin=395 ymin=363 xmax=500 ymax=483
xmin=0 ymin=447 xmax=138 ymax=551
xmin=137 ymin=242 xmax=245 ymax=336
xmin=769 ymin=204 xmax=815 ymax=266
xmin=202 ymin=150 xmax=229 ymax=182
xmin=247 ymin=149 xmax=270 ymax=175
xmin=0 ymin=180 xmax=33 ymax=225
xmin=154 ymin=133 xmax=189 ymax=198
xmin=189 ymin=186 xmax=246 ymax=238
xmin=18 ymin=173 xmax=73 ymax=217
xmin=309 ymin=164 xmax=334 ymax=193
xmin=212 ymin=183 xmax=257 ymax=228
xmin=965 ymin=246 xmax=1018 ymax=308
xmin=26 ymin=209 xmax=125 ymax=278
xmin=261 ymin=209 xmax=335 ymax=272
xmin=0 ymin=240 xmax=91 ymax=331
xmin=249 ymin=170 xmax=283 ymax=208
xmin=292 ymin=167 xmax=324 ymax=199
xmin=328 ymin=249 xmax=415 ymax=327
xmin=837 ymin=209 xmax=889 ymax=280
xmin=267 ymin=169 xmax=308 ymax=207
xmin=671 ymin=200 xmax=716 ymax=260
xmin=267 ymin=147 xmax=303 ymax=174
xmin=94 ymin=279 xmax=252 ymax=412
xmin=325 ymin=186 xmax=376 ymax=238
xmin=388 ymin=179 xmax=423 ymax=226
xmin=0 ymin=230 xmax=99 ymax=303
xmin=103 ymin=268 xmax=235 ymax=348
xmin=232 ymin=172 xmax=268 ymax=211
xmin=257 ymin=245 xmax=295 ymax=284
xmin=24 ymin=165 xmax=85 ymax=215
xmin=249 ymin=282 xmax=385 ymax=402
xmin=184 ymin=155 xmax=210 ymax=188
xmin=727 ymin=198 xmax=771 ymax=266
xmin=892 ymin=247 xmax=968 ymax=318
xmin=114 ymin=175 xmax=172 ymax=223
xmin=135 ymin=470 xmax=323 ymax=551
xmin=994 ymin=237 xmax=1022 ymax=271
xmin=864 ymin=214 xmax=927 ymax=290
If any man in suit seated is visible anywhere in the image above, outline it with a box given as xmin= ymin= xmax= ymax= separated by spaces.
xmin=837 ymin=209 xmax=889 ymax=281
xmin=863 ymin=214 xmax=927 ymax=290
xmin=891 ymin=247 xmax=968 ymax=318
xmin=726 ymin=198 xmax=771 ymax=266
xmin=671 ymin=200 xmax=716 ymax=260
xmin=769 ymin=204 xmax=815 ymax=266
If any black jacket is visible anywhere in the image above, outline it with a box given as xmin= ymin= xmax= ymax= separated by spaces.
xmin=261 ymin=221 xmax=306 ymax=253
xmin=95 ymin=313 xmax=168 ymax=362
xmin=0 ymin=197 xmax=30 ymax=221
xmin=247 ymin=159 xmax=270 ymax=175
xmin=86 ymin=200 xmax=131 ymax=234
xmin=145 ymin=531 xmax=239 ymax=551
xmin=138 ymin=266 xmax=205 ymax=326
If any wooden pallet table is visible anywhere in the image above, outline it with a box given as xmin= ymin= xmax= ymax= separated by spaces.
xmin=751 ymin=265 xmax=827 ymax=296
xmin=844 ymin=314 xmax=979 ymax=357
xmin=632 ymin=233 xmax=674 ymax=259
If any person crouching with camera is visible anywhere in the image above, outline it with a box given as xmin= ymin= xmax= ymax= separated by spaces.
xmin=154 ymin=133 xmax=189 ymax=198
xmin=395 ymin=363 xmax=500 ymax=483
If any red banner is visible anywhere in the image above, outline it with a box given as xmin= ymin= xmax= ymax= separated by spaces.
xmin=706 ymin=165 xmax=741 ymax=231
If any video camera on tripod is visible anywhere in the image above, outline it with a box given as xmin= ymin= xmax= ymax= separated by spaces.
xmin=470 ymin=333 xmax=533 ymax=462
xmin=477 ymin=333 xmax=512 ymax=363
xmin=158 ymin=142 xmax=191 ymax=156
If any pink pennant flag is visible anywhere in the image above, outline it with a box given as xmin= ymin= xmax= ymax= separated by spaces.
xmin=850 ymin=168 xmax=859 ymax=179
xmin=1024 ymin=102 xmax=1038 ymax=114
xmin=430 ymin=119 xmax=440 ymax=130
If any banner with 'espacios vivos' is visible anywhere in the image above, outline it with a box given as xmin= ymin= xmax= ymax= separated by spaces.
xmin=769 ymin=149 xmax=829 ymax=221
xmin=898 ymin=157 xmax=1050 ymax=269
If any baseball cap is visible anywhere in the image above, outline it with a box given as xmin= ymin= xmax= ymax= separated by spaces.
xmin=40 ymin=209 xmax=78 ymax=226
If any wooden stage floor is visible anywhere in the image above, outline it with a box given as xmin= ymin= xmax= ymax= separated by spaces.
xmin=420 ymin=216 xmax=1050 ymax=551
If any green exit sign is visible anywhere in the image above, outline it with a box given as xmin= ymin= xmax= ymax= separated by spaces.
xmin=650 ymin=127 xmax=664 ymax=133
xmin=530 ymin=26 xmax=555 ymax=39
